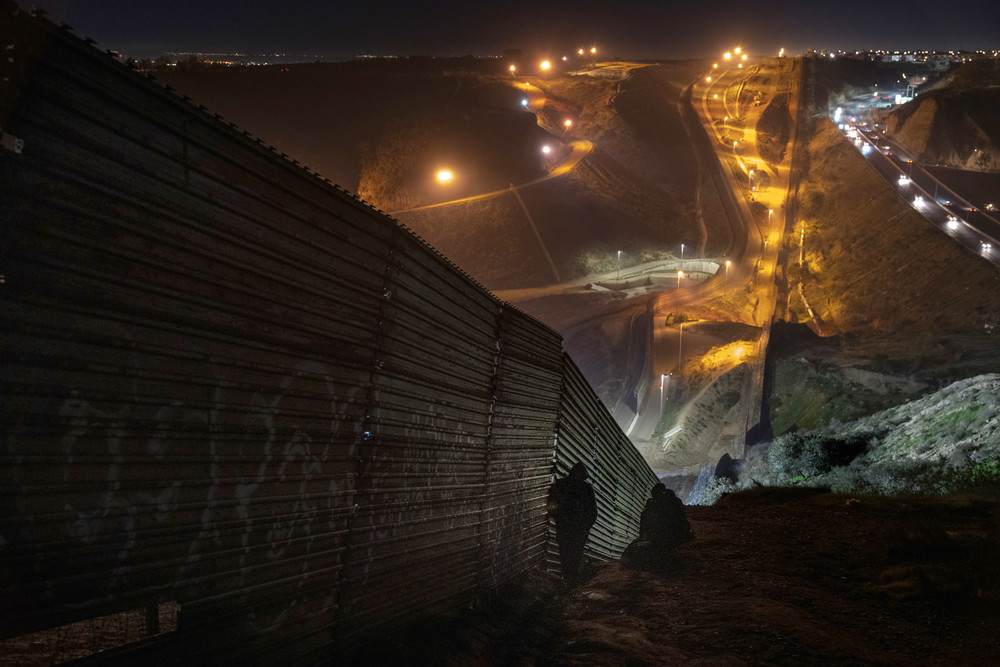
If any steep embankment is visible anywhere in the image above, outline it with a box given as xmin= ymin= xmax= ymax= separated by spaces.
xmin=792 ymin=119 xmax=1000 ymax=347
xmin=883 ymin=59 xmax=1000 ymax=172
xmin=885 ymin=89 xmax=1000 ymax=171
xmin=768 ymin=112 xmax=1000 ymax=435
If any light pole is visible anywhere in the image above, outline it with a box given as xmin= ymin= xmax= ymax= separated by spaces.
xmin=678 ymin=323 xmax=683 ymax=375
xmin=799 ymin=223 xmax=805 ymax=267
xmin=659 ymin=373 xmax=667 ymax=420
xmin=562 ymin=118 xmax=573 ymax=138
xmin=677 ymin=270 xmax=683 ymax=290
xmin=725 ymin=259 xmax=731 ymax=294
xmin=680 ymin=243 xmax=685 ymax=261
xmin=617 ymin=249 xmax=621 ymax=280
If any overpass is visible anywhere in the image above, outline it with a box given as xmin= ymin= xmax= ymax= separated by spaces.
xmin=0 ymin=7 xmax=658 ymax=663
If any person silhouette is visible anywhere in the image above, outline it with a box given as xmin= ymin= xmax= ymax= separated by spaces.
xmin=546 ymin=462 xmax=597 ymax=585
xmin=639 ymin=483 xmax=691 ymax=549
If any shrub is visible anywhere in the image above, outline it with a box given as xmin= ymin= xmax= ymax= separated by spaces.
xmin=767 ymin=431 xmax=870 ymax=482
xmin=687 ymin=475 xmax=738 ymax=506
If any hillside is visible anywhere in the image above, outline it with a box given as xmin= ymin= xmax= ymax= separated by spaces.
xmin=883 ymin=60 xmax=1000 ymax=172
xmin=884 ymin=89 xmax=1000 ymax=171
xmin=779 ymin=114 xmax=1000 ymax=419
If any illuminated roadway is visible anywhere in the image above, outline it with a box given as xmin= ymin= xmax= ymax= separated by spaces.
xmin=839 ymin=103 xmax=1000 ymax=265
xmin=389 ymin=79 xmax=593 ymax=216
xmin=627 ymin=55 xmax=799 ymax=466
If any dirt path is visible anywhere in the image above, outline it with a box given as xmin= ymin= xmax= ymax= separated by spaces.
xmin=352 ymin=488 xmax=1000 ymax=665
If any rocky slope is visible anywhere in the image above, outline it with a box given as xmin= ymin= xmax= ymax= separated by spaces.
xmin=883 ymin=59 xmax=1000 ymax=172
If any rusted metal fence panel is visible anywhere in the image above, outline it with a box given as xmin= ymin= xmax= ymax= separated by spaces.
xmin=553 ymin=355 xmax=659 ymax=567
xmin=1 ymin=8 xmax=658 ymax=664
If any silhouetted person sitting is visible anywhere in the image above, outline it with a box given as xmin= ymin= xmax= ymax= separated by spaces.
xmin=624 ymin=483 xmax=692 ymax=572
xmin=640 ymin=483 xmax=692 ymax=549
xmin=547 ymin=462 xmax=597 ymax=585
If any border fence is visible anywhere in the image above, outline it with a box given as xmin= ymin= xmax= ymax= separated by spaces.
xmin=1 ymin=6 xmax=658 ymax=663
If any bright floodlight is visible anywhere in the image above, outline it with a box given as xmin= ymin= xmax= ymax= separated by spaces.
xmin=436 ymin=169 xmax=453 ymax=183
xmin=521 ymin=98 xmax=529 ymax=106
xmin=706 ymin=76 xmax=712 ymax=82
xmin=509 ymin=64 xmax=516 ymax=72
xmin=541 ymin=144 xmax=551 ymax=154
xmin=562 ymin=56 xmax=567 ymax=61
xmin=713 ymin=63 xmax=718 ymax=68
xmin=564 ymin=119 xmax=573 ymax=127
xmin=734 ymin=47 xmax=741 ymax=54
xmin=578 ymin=48 xmax=584 ymax=55
xmin=591 ymin=47 xmax=596 ymax=54
xmin=540 ymin=60 xmax=551 ymax=70
xmin=742 ymin=53 xmax=748 ymax=61
xmin=724 ymin=51 xmax=732 ymax=60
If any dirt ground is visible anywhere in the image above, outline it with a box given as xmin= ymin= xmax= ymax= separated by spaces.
xmin=353 ymin=487 xmax=1000 ymax=665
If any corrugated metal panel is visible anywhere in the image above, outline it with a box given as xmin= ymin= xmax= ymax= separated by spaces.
xmin=1 ymin=8 xmax=661 ymax=663
xmin=553 ymin=355 xmax=659 ymax=566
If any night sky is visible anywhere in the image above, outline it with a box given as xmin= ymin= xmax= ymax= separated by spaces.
xmin=27 ymin=0 xmax=1000 ymax=60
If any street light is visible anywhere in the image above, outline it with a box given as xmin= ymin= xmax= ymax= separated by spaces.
xmin=678 ymin=323 xmax=684 ymax=375
xmin=725 ymin=259 xmax=731 ymax=294
xmin=680 ymin=243 xmax=685 ymax=261
xmin=436 ymin=169 xmax=454 ymax=183
xmin=677 ymin=270 xmax=684 ymax=289
xmin=659 ymin=373 xmax=668 ymax=419
xmin=563 ymin=118 xmax=573 ymax=137
xmin=540 ymin=60 xmax=551 ymax=71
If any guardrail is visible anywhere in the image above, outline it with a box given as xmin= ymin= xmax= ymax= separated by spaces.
xmin=0 ymin=7 xmax=656 ymax=663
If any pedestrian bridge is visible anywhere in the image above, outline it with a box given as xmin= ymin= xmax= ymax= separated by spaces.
xmin=0 ymin=7 xmax=658 ymax=663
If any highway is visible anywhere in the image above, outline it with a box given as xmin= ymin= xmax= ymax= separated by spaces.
xmin=838 ymin=101 xmax=1000 ymax=265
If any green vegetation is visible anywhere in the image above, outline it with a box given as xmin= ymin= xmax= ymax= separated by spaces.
xmin=696 ymin=375 xmax=1000 ymax=504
